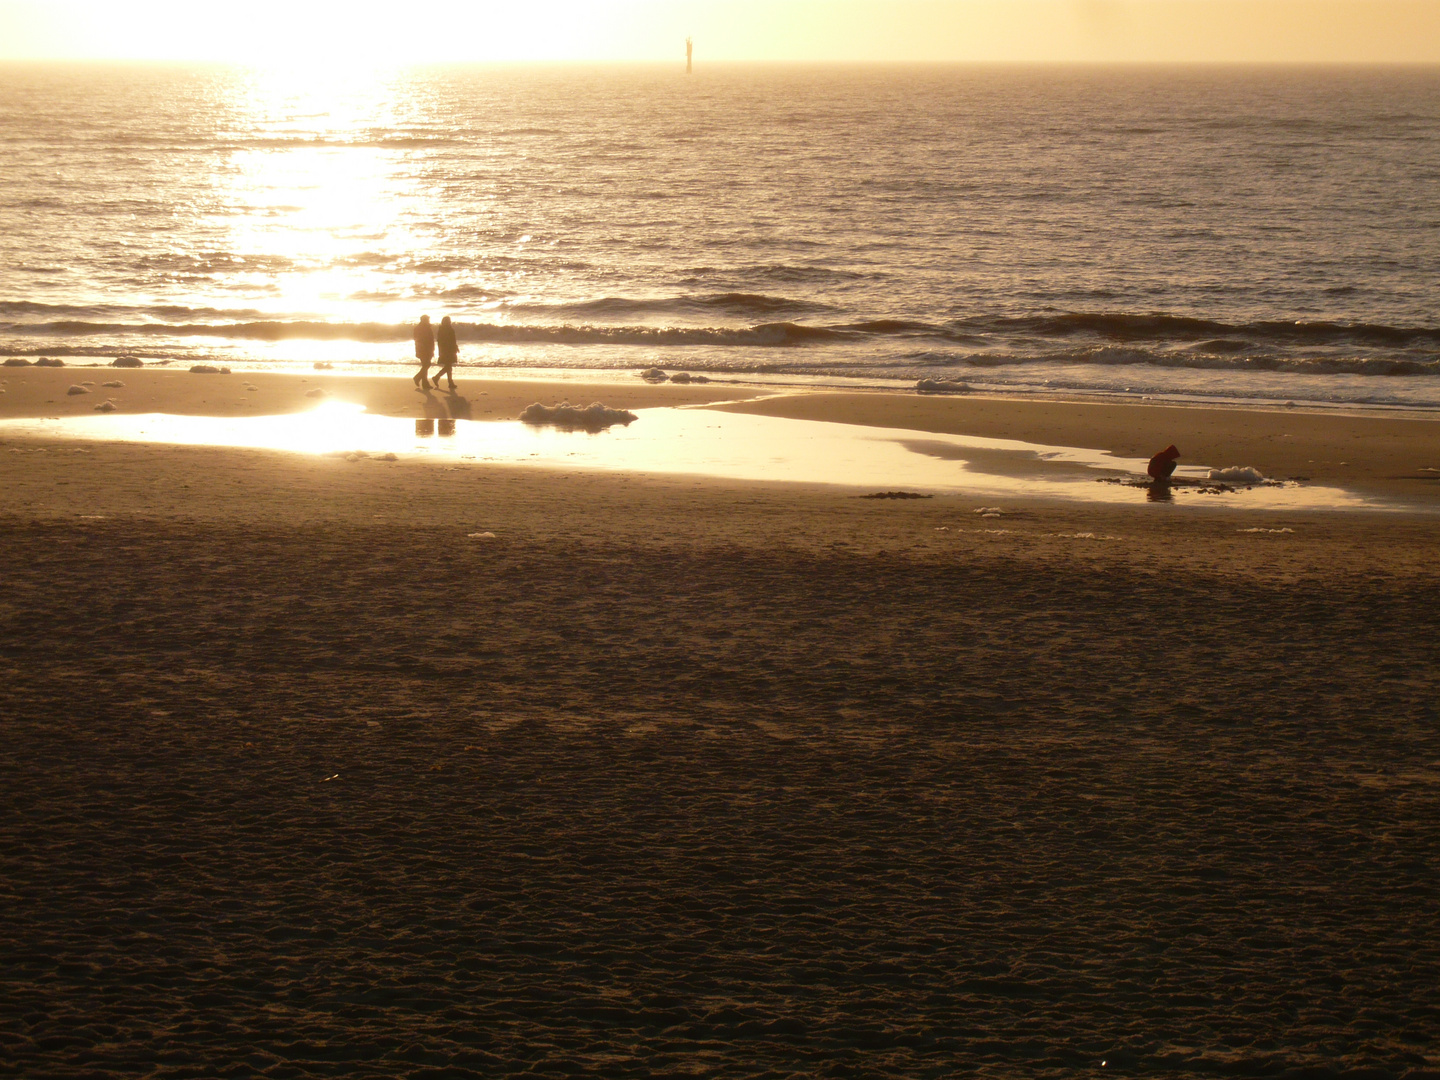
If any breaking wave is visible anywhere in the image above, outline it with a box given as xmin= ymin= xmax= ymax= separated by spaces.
xmin=3 ymin=303 xmax=1437 ymax=379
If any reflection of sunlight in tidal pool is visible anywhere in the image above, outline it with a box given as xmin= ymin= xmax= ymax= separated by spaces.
xmin=0 ymin=403 xmax=1385 ymax=510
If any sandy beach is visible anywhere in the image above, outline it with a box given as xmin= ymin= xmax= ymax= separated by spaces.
xmin=2 ymin=367 xmax=1438 ymax=1077
xmin=6 ymin=364 xmax=1439 ymax=497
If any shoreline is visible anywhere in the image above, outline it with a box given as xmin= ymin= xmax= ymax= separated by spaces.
xmin=8 ymin=355 xmax=1440 ymax=418
xmin=2 ymin=365 xmax=1438 ymax=507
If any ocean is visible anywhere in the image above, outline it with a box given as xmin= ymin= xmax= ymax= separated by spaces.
xmin=2 ymin=62 xmax=1438 ymax=408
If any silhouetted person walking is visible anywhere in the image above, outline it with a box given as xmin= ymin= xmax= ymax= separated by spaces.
xmin=431 ymin=315 xmax=458 ymax=391
xmin=412 ymin=314 xmax=434 ymax=388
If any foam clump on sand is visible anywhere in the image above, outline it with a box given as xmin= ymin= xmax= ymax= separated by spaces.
xmin=94 ymin=401 xmax=116 ymax=413
xmin=1238 ymin=526 xmax=1294 ymax=534
xmin=668 ymin=371 xmax=710 ymax=384
xmin=111 ymin=355 xmax=144 ymax=368
xmin=102 ymin=380 xmax=124 ymax=388
xmin=305 ymin=388 xmax=326 ymax=398
xmin=917 ymin=379 xmax=973 ymax=394
xmin=467 ymin=531 xmax=497 ymax=539
xmin=1208 ymin=466 xmax=1267 ymax=483
xmin=190 ymin=364 xmax=232 ymax=375
xmin=638 ymin=367 xmax=668 ymax=383
xmin=66 ymin=384 xmax=91 ymax=396
xmin=4 ymin=358 xmax=31 ymax=367
xmin=35 ymin=357 xmax=64 ymax=367
xmin=520 ymin=401 xmax=638 ymax=432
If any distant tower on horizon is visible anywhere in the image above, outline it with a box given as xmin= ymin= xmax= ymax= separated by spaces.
xmin=685 ymin=36 xmax=693 ymax=74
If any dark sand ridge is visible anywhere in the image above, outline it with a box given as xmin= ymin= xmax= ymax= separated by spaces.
xmin=4 ymin=366 xmax=1439 ymax=503
xmin=2 ymin=432 xmax=1438 ymax=1077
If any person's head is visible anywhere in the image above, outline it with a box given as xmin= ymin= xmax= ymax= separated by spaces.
xmin=419 ymin=314 xmax=430 ymax=323
xmin=440 ymin=316 xmax=451 ymax=326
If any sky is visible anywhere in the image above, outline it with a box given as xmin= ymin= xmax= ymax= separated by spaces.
xmin=1 ymin=0 xmax=1438 ymax=64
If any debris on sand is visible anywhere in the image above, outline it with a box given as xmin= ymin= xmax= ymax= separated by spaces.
xmin=94 ymin=401 xmax=116 ymax=412
xmin=859 ymin=491 xmax=933 ymax=500
xmin=111 ymin=355 xmax=144 ymax=368
xmin=638 ymin=367 xmax=668 ymax=383
xmin=520 ymin=401 xmax=638 ymax=432
xmin=102 ymin=380 xmax=124 ymax=388
xmin=916 ymin=379 xmax=973 ymax=394
xmin=66 ymin=384 xmax=91 ymax=395
xmin=305 ymin=388 xmax=326 ymax=398
xmin=189 ymin=364 xmax=231 ymax=375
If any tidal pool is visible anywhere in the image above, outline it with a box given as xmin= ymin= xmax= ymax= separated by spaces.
xmin=0 ymin=401 xmax=1385 ymax=510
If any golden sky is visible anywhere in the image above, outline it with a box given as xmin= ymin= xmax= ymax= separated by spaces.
xmin=2 ymin=0 xmax=1438 ymax=63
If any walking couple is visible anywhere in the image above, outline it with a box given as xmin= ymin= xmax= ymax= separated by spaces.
xmin=413 ymin=314 xmax=458 ymax=391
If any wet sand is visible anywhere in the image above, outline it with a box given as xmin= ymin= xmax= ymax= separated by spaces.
xmin=5 ymin=364 xmax=1439 ymax=503
xmin=2 ymin=370 xmax=1439 ymax=1078
xmin=710 ymin=391 xmax=1440 ymax=504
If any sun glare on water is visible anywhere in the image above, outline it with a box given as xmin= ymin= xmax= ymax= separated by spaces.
xmin=219 ymin=65 xmax=431 ymax=323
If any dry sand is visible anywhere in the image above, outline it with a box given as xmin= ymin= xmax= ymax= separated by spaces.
xmin=2 ymin=367 xmax=1438 ymax=1078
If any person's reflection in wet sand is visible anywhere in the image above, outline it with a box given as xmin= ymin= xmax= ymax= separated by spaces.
xmin=415 ymin=418 xmax=435 ymax=437
xmin=437 ymin=418 xmax=456 ymax=437
xmin=1146 ymin=481 xmax=1174 ymax=502
xmin=443 ymin=394 xmax=472 ymax=421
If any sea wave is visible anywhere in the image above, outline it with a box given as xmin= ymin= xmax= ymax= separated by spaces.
xmin=11 ymin=297 xmax=1437 ymax=353
xmin=4 ymin=307 xmax=1438 ymax=376
xmin=0 ymin=318 xmax=855 ymax=347
xmin=904 ymin=347 xmax=1440 ymax=377
xmin=954 ymin=312 xmax=1440 ymax=349
xmin=507 ymin=292 xmax=836 ymax=320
